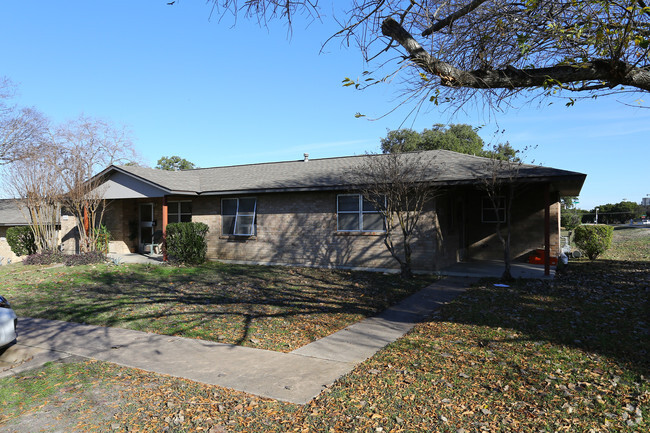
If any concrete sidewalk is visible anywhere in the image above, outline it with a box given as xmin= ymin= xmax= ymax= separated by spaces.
xmin=1 ymin=277 xmax=473 ymax=404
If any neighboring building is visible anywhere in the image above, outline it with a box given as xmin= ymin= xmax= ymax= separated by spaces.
xmin=0 ymin=199 xmax=30 ymax=263
xmin=642 ymin=197 xmax=650 ymax=206
xmin=87 ymin=150 xmax=586 ymax=273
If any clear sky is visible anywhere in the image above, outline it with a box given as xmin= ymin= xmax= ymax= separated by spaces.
xmin=1 ymin=1 xmax=648 ymax=211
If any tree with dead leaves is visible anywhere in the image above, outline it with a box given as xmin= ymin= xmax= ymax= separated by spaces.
xmin=350 ymin=152 xmax=440 ymax=278
xmin=203 ymin=1 xmax=650 ymax=108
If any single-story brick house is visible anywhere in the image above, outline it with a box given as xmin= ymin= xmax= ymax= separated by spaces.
xmin=89 ymin=150 xmax=585 ymax=274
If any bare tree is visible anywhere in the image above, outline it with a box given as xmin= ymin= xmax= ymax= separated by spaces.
xmin=56 ymin=115 xmax=137 ymax=252
xmin=476 ymin=148 xmax=523 ymax=280
xmin=350 ymin=152 xmax=440 ymax=278
xmin=0 ymin=78 xmax=49 ymax=165
xmin=204 ymin=1 xmax=650 ymax=109
xmin=7 ymin=115 xmax=137 ymax=254
xmin=8 ymin=155 xmax=62 ymax=252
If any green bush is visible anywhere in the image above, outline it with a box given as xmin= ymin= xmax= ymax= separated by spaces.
xmin=164 ymin=222 xmax=209 ymax=265
xmin=93 ymin=225 xmax=111 ymax=253
xmin=574 ymin=224 xmax=614 ymax=260
xmin=6 ymin=226 xmax=37 ymax=256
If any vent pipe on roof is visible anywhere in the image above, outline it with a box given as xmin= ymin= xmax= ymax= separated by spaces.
xmin=303 ymin=153 xmax=309 ymax=162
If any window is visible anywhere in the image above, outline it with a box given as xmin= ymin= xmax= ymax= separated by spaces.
xmin=222 ymin=197 xmax=257 ymax=236
xmin=337 ymin=194 xmax=385 ymax=232
xmin=168 ymin=201 xmax=192 ymax=223
xmin=482 ymin=197 xmax=506 ymax=223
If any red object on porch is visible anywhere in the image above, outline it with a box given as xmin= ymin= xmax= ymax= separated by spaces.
xmin=528 ymin=249 xmax=557 ymax=266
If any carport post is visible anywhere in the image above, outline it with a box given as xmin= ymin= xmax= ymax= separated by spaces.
xmin=544 ymin=184 xmax=550 ymax=276
xmin=162 ymin=196 xmax=168 ymax=262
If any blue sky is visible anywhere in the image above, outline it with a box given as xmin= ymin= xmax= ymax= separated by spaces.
xmin=1 ymin=1 xmax=648 ymax=211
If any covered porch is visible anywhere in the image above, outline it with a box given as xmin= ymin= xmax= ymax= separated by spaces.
xmin=439 ymin=260 xmax=555 ymax=279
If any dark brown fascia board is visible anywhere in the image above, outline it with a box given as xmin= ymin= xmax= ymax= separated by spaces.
xmin=196 ymin=173 xmax=586 ymax=196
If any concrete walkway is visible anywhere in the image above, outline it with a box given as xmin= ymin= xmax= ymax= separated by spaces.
xmin=1 ymin=277 xmax=473 ymax=404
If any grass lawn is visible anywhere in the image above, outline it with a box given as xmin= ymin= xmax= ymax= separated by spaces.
xmin=1 ymin=228 xmax=648 ymax=432
xmin=0 ymin=262 xmax=434 ymax=352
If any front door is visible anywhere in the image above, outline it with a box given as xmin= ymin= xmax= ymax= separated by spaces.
xmin=139 ymin=203 xmax=155 ymax=253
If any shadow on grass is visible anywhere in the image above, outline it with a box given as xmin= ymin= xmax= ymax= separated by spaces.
xmin=436 ymin=258 xmax=649 ymax=378
xmin=9 ymin=262 xmax=435 ymax=351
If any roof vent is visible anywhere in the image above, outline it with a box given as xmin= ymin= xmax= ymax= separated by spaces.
xmin=303 ymin=153 xmax=309 ymax=162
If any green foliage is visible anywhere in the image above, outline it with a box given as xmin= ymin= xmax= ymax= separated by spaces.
xmin=560 ymin=197 xmax=584 ymax=231
xmin=592 ymin=200 xmax=641 ymax=224
xmin=164 ymin=222 xmax=209 ymax=265
xmin=93 ymin=225 xmax=111 ymax=253
xmin=381 ymin=124 xmax=485 ymax=155
xmin=5 ymin=226 xmax=37 ymax=256
xmin=155 ymin=155 xmax=196 ymax=171
xmin=381 ymin=124 xmax=520 ymax=161
xmin=574 ymin=224 xmax=614 ymax=260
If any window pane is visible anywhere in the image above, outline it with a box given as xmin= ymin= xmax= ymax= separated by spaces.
xmin=180 ymin=214 xmax=192 ymax=222
xmin=363 ymin=197 xmax=382 ymax=212
xmin=169 ymin=213 xmax=180 ymax=223
xmin=222 ymin=199 xmax=237 ymax=216
xmin=222 ymin=215 xmax=236 ymax=235
xmin=180 ymin=202 xmax=192 ymax=213
xmin=238 ymin=198 xmax=256 ymax=213
xmin=235 ymin=215 xmax=255 ymax=235
xmin=338 ymin=213 xmax=359 ymax=231
xmin=338 ymin=195 xmax=359 ymax=212
xmin=363 ymin=213 xmax=384 ymax=231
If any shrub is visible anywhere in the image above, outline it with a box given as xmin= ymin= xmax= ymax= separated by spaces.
xmin=164 ymin=222 xmax=209 ymax=265
xmin=574 ymin=224 xmax=614 ymax=260
xmin=64 ymin=251 xmax=106 ymax=266
xmin=23 ymin=250 xmax=65 ymax=266
xmin=6 ymin=226 xmax=37 ymax=256
xmin=93 ymin=225 xmax=111 ymax=253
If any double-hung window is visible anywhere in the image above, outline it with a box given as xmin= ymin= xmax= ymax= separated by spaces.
xmin=168 ymin=201 xmax=192 ymax=223
xmin=222 ymin=197 xmax=257 ymax=236
xmin=481 ymin=196 xmax=506 ymax=223
xmin=337 ymin=194 xmax=385 ymax=232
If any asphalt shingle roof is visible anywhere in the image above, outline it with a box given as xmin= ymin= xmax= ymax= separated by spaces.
xmin=0 ymin=199 xmax=29 ymax=226
xmin=112 ymin=150 xmax=585 ymax=195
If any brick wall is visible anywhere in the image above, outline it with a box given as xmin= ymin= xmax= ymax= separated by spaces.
xmin=199 ymin=191 xmax=441 ymax=272
xmin=102 ymin=183 xmax=562 ymax=272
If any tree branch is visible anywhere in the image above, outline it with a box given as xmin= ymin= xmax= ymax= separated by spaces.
xmin=382 ymin=17 xmax=650 ymax=92
xmin=421 ymin=0 xmax=489 ymax=37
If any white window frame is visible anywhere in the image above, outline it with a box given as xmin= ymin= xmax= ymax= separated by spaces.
xmin=168 ymin=200 xmax=192 ymax=223
xmin=482 ymin=196 xmax=506 ymax=223
xmin=337 ymin=194 xmax=386 ymax=232
xmin=221 ymin=197 xmax=257 ymax=236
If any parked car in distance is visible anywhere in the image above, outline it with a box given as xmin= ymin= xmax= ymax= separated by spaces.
xmin=0 ymin=295 xmax=17 ymax=348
